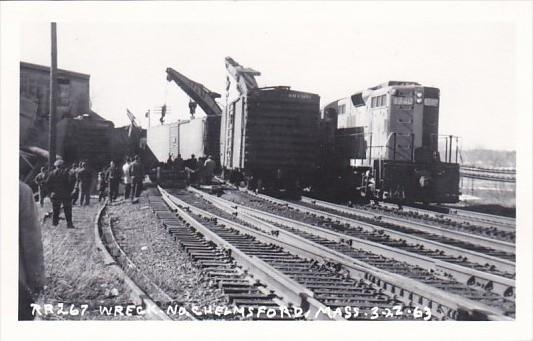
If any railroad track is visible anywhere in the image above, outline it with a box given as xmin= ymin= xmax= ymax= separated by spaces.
xmin=379 ymin=202 xmax=515 ymax=233
xmin=444 ymin=207 xmax=516 ymax=229
xmin=299 ymin=197 xmax=515 ymax=248
xmin=216 ymin=189 xmax=515 ymax=277
xmin=159 ymin=187 xmax=422 ymax=320
xmin=188 ymin=187 xmax=515 ymax=303
xmin=147 ymin=194 xmax=303 ymax=320
xmin=167 ymin=186 xmax=514 ymax=320
xmin=95 ymin=202 xmax=175 ymax=321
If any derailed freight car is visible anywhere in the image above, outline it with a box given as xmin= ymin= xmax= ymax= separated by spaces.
xmin=147 ymin=117 xmax=218 ymax=163
xmin=220 ymin=86 xmax=321 ymax=197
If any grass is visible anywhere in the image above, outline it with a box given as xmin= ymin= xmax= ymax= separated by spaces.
xmin=35 ymin=200 xmax=144 ymax=320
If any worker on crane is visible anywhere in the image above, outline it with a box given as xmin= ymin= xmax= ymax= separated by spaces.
xmin=188 ymin=100 xmax=197 ymax=118
xmin=224 ymin=57 xmax=261 ymax=96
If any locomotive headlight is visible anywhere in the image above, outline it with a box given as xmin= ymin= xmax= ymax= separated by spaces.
xmin=416 ymin=98 xmax=423 ymax=104
xmin=415 ymin=91 xmax=423 ymax=98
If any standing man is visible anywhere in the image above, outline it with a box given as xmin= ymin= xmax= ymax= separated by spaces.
xmin=129 ymin=155 xmax=144 ymax=202
xmin=174 ymin=153 xmax=184 ymax=171
xmin=203 ymin=155 xmax=216 ymax=184
xmin=46 ymin=159 xmax=76 ymax=228
xmin=189 ymin=154 xmax=198 ymax=170
xmin=77 ymin=162 xmax=92 ymax=206
xmin=105 ymin=161 xmax=121 ymax=202
xmin=122 ymin=157 xmax=132 ymax=200
xmin=70 ymin=162 xmax=81 ymax=205
xmin=19 ymin=181 xmax=45 ymax=320
xmin=33 ymin=167 xmax=47 ymax=207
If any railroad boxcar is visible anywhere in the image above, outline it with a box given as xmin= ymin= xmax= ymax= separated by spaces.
xmin=220 ymin=86 xmax=321 ymax=197
xmin=320 ymin=81 xmax=460 ymax=204
xmin=147 ymin=118 xmax=217 ymax=163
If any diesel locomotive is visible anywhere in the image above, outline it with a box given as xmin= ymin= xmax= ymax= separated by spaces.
xmin=317 ymin=81 xmax=460 ymax=204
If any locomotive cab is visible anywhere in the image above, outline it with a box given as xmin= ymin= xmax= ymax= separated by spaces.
xmin=319 ymin=81 xmax=460 ymax=204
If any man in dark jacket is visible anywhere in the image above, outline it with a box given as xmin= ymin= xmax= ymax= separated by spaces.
xmin=70 ymin=162 xmax=82 ymax=205
xmin=77 ymin=162 xmax=92 ymax=206
xmin=46 ymin=159 xmax=76 ymax=228
xmin=174 ymin=153 xmax=184 ymax=171
xmin=129 ymin=155 xmax=144 ymax=201
xmin=105 ymin=161 xmax=121 ymax=202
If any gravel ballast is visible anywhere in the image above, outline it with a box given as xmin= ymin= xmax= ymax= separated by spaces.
xmin=107 ymin=198 xmax=228 ymax=319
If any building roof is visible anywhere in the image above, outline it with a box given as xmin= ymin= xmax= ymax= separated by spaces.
xmin=20 ymin=61 xmax=90 ymax=80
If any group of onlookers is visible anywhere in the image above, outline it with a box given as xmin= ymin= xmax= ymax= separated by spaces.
xmin=98 ymin=155 xmax=144 ymax=203
xmin=163 ymin=153 xmax=216 ymax=185
xmin=32 ymin=155 xmax=146 ymax=227
xmin=19 ymin=155 xmax=145 ymax=321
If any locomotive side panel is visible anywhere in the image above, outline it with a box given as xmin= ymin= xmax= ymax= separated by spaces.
xmin=389 ymin=88 xmax=417 ymax=161
xmin=421 ymin=87 xmax=440 ymax=152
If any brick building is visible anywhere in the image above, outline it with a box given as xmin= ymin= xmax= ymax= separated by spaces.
xmin=20 ymin=62 xmax=114 ymax=172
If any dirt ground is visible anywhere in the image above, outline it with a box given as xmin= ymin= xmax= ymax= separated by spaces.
xmin=35 ymin=197 xmax=145 ymax=320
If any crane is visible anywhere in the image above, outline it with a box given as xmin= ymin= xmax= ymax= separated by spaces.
xmin=165 ymin=67 xmax=222 ymax=117
xmin=165 ymin=67 xmax=222 ymax=162
xmin=224 ymin=57 xmax=261 ymax=95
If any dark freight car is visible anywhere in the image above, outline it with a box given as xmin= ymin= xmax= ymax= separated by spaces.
xmin=221 ymin=86 xmax=320 ymax=195
xmin=55 ymin=116 xmax=114 ymax=171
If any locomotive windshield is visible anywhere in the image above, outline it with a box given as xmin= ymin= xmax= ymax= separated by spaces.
xmin=351 ymin=93 xmax=365 ymax=107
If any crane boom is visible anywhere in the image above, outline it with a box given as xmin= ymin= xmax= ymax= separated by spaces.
xmin=225 ymin=56 xmax=261 ymax=95
xmin=166 ymin=67 xmax=222 ymax=116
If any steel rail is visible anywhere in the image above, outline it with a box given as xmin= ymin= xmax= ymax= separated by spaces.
xmin=460 ymin=173 xmax=515 ymax=183
xmin=445 ymin=207 xmax=516 ymax=227
xmin=158 ymin=186 xmax=341 ymax=321
xmin=299 ymin=196 xmax=515 ymax=254
xmin=190 ymin=187 xmax=515 ymax=300
xmin=233 ymin=189 xmax=515 ymax=274
xmin=461 ymin=166 xmax=516 ymax=175
xmin=174 ymin=187 xmax=512 ymax=320
xmin=94 ymin=203 xmax=173 ymax=321
xmin=378 ymin=202 xmax=515 ymax=232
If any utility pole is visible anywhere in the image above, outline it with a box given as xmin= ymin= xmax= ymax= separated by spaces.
xmin=48 ymin=22 xmax=58 ymax=169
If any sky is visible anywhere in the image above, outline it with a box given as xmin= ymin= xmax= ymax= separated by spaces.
xmin=18 ymin=3 xmax=519 ymax=151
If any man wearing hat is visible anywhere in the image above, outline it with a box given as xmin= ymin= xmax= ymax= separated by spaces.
xmin=203 ymin=155 xmax=216 ymax=184
xmin=129 ymin=155 xmax=144 ymax=201
xmin=45 ymin=159 xmax=77 ymax=228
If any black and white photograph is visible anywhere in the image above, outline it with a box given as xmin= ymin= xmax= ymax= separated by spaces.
xmin=1 ymin=1 xmax=532 ymax=341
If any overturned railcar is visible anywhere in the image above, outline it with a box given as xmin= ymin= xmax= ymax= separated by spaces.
xmin=220 ymin=86 xmax=321 ymax=196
